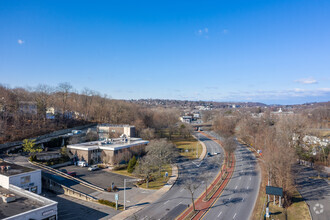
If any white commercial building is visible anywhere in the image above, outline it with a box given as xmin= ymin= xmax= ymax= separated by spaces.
xmin=0 ymin=161 xmax=42 ymax=194
xmin=0 ymin=161 xmax=57 ymax=220
xmin=0 ymin=184 xmax=57 ymax=220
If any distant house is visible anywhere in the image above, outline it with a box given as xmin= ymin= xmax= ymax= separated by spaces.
xmin=18 ymin=101 xmax=37 ymax=115
xmin=180 ymin=116 xmax=193 ymax=123
xmin=97 ymin=124 xmax=136 ymax=139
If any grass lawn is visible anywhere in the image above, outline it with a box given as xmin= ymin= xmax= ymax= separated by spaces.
xmin=265 ymin=190 xmax=311 ymax=220
xmin=111 ymin=164 xmax=172 ymax=190
xmin=172 ymin=135 xmax=203 ymax=160
xmin=139 ymin=164 xmax=172 ymax=189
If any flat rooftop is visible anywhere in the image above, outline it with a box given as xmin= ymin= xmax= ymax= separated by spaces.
xmin=0 ymin=161 xmax=35 ymax=177
xmin=0 ymin=187 xmax=42 ymax=219
xmin=67 ymin=138 xmax=149 ymax=151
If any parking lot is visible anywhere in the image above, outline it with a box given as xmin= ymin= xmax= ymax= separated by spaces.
xmin=58 ymin=165 xmax=136 ymax=189
xmin=44 ymin=191 xmax=120 ymax=220
xmin=58 ymin=165 xmax=156 ymax=207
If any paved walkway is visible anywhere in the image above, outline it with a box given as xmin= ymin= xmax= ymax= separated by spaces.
xmin=294 ymin=164 xmax=330 ymax=220
xmin=110 ymin=164 xmax=179 ymax=220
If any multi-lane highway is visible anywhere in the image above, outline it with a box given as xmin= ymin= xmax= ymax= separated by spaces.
xmin=201 ymin=132 xmax=260 ymax=220
xmin=129 ymin=132 xmax=223 ymax=220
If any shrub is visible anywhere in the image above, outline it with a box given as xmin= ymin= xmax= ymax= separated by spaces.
xmin=127 ymin=156 xmax=137 ymax=173
xmin=98 ymin=199 xmax=116 ymax=208
xmin=113 ymin=164 xmax=128 ymax=171
xmin=106 ymin=186 xmax=118 ymax=192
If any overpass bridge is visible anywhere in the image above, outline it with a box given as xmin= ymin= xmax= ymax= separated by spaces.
xmin=191 ymin=123 xmax=212 ymax=130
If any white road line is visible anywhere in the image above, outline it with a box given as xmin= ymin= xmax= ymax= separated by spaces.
xmin=233 ymin=213 xmax=237 ymax=219
xmin=250 ymin=177 xmax=252 ymax=181
xmin=164 ymin=200 xmax=169 ymax=204
xmin=239 ymin=177 xmax=241 ymax=180
xmin=242 ymin=198 xmax=245 ymax=202
xmin=217 ymin=211 xmax=222 ymax=217
xmin=235 ymin=186 xmax=238 ymax=189
xmin=247 ymin=186 xmax=249 ymax=189
xmin=178 ymin=201 xmax=182 ymax=205
xmin=180 ymin=188 xmax=184 ymax=192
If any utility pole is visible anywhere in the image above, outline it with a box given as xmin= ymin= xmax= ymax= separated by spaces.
xmin=196 ymin=133 xmax=199 ymax=158
xmin=124 ymin=178 xmax=141 ymax=210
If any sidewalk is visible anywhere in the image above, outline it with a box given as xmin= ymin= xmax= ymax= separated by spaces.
xmin=110 ymin=164 xmax=178 ymax=220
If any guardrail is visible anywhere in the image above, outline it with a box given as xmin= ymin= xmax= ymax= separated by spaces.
xmin=30 ymin=161 xmax=105 ymax=192
xmin=42 ymin=174 xmax=97 ymax=202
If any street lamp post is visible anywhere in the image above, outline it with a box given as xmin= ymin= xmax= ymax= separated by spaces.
xmin=124 ymin=178 xmax=141 ymax=210
xmin=196 ymin=133 xmax=199 ymax=158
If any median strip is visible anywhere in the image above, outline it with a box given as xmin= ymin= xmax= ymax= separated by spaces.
xmin=176 ymin=131 xmax=236 ymax=220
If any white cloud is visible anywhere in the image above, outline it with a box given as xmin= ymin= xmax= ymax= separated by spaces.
xmin=295 ymin=77 xmax=318 ymax=84
xmin=17 ymin=39 xmax=24 ymax=45
xmin=196 ymin=28 xmax=209 ymax=36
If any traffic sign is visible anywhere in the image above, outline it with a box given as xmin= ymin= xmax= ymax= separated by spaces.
xmin=266 ymin=186 xmax=283 ymax=196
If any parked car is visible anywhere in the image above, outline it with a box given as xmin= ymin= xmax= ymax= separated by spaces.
xmin=213 ymin=152 xmax=220 ymax=155
xmin=88 ymin=165 xmax=98 ymax=171
xmin=67 ymin=172 xmax=77 ymax=177
xmin=59 ymin=169 xmax=68 ymax=174
xmin=77 ymin=161 xmax=87 ymax=167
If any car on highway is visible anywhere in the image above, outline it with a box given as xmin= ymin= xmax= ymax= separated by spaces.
xmin=60 ymin=169 xmax=68 ymax=173
xmin=88 ymin=165 xmax=99 ymax=171
xmin=67 ymin=171 xmax=77 ymax=177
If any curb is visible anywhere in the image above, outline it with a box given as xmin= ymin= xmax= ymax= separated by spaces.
xmin=192 ymin=134 xmax=207 ymax=160
xmin=110 ymin=164 xmax=179 ymax=220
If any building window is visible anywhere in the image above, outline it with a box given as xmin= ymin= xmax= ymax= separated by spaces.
xmin=21 ymin=175 xmax=31 ymax=184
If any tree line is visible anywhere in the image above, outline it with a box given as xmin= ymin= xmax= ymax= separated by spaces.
xmin=0 ymin=83 xmax=181 ymax=144
xmin=212 ymin=108 xmax=329 ymax=208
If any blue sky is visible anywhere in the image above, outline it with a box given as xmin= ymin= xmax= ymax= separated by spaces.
xmin=0 ymin=0 xmax=329 ymax=104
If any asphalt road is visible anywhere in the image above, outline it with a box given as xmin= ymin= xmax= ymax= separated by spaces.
xmin=201 ymin=132 xmax=260 ymax=220
xmin=129 ymin=132 xmax=224 ymax=220
xmin=294 ymin=164 xmax=330 ymax=220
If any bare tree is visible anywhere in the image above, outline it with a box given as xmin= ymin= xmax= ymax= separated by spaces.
xmin=134 ymin=155 xmax=154 ymax=188
xmin=140 ymin=128 xmax=155 ymax=140
xmin=57 ymin=82 xmax=73 ymax=117
xmin=183 ymin=177 xmax=200 ymax=211
xmin=146 ymin=139 xmax=179 ymax=176
xmin=314 ymin=163 xmax=324 ymax=178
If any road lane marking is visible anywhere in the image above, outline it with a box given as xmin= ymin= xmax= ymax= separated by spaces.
xmin=239 ymin=176 xmax=241 ymax=180
xmin=218 ymin=211 xmax=222 ymax=217
xmin=233 ymin=213 xmax=237 ymax=219
xmin=178 ymin=201 xmax=182 ymax=205
xmin=164 ymin=200 xmax=169 ymax=204
xmin=235 ymin=186 xmax=238 ymax=189
xmin=247 ymin=186 xmax=249 ymax=189
xmin=250 ymin=177 xmax=251 ymax=181
xmin=180 ymin=188 xmax=184 ymax=192
xmin=242 ymin=198 xmax=244 ymax=202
